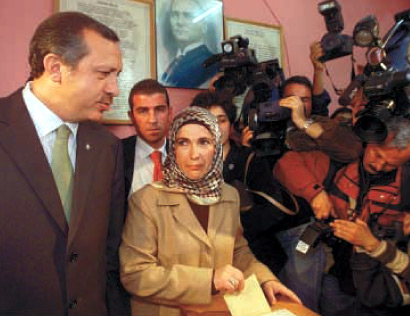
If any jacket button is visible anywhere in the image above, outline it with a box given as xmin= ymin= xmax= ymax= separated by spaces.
xmin=69 ymin=253 xmax=78 ymax=263
xmin=68 ymin=299 xmax=77 ymax=309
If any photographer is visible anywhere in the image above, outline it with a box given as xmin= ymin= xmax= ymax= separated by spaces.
xmin=240 ymin=41 xmax=332 ymax=147
xmin=281 ymin=78 xmax=362 ymax=164
xmin=275 ymin=117 xmax=410 ymax=316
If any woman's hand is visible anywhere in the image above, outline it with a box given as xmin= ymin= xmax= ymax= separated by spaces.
xmin=330 ymin=219 xmax=381 ymax=252
xmin=213 ymin=265 xmax=245 ymax=294
xmin=262 ymin=280 xmax=302 ymax=306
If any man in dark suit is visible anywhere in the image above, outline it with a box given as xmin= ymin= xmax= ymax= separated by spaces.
xmin=123 ymin=79 xmax=171 ymax=199
xmin=0 ymin=12 xmax=129 ymax=315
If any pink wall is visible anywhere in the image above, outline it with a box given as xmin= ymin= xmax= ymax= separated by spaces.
xmin=1 ymin=0 xmax=409 ymax=138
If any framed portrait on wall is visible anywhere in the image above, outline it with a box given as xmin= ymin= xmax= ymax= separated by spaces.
xmin=156 ymin=0 xmax=224 ymax=89
xmin=58 ymin=0 xmax=155 ymax=124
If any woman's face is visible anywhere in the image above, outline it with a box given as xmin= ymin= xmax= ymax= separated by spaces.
xmin=175 ymin=123 xmax=215 ymax=180
xmin=209 ymin=106 xmax=231 ymax=146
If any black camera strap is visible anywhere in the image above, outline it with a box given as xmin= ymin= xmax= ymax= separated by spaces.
xmin=324 ymin=54 xmax=357 ymax=96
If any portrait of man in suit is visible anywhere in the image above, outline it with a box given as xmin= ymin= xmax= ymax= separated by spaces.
xmin=0 ymin=12 xmax=129 ymax=316
xmin=156 ymin=0 xmax=223 ymax=89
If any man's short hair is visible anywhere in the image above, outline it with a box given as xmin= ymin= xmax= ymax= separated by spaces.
xmin=29 ymin=12 xmax=119 ymax=79
xmin=128 ymin=79 xmax=170 ymax=110
xmin=385 ymin=117 xmax=410 ymax=149
xmin=190 ymin=91 xmax=236 ymax=124
xmin=281 ymin=75 xmax=313 ymax=97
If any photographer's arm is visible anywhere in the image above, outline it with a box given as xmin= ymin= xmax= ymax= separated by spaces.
xmin=280 ymin=96 xmax=362 ymax=163
xmin=331 ymin=218 xmax=410 ymax=281
xmin=310 ymin=41 xmax=325 ymax=97
xmin=273 ymin=150 xmax=329 ymax=203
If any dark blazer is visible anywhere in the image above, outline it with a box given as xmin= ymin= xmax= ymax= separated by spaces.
xmin=0 ymin=89 xmax=129 ymax=316
xmin=122 ymin=135 xmax=137 ymax=202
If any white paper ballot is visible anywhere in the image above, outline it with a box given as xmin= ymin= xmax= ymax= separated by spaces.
xmin=223 ymin=274 xmax=298 ymax=316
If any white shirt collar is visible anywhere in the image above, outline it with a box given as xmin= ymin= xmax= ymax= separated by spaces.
xmin=135 ymin=136 xmax=167 ymax=160
xmin=22 ymin=82 xmax=79 ymax=136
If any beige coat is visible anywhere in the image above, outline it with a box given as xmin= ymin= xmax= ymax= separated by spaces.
xmin=120 ymin=183 xmax=276 ymax=316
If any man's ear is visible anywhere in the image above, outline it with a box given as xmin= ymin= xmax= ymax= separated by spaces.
xmin=128 ymin=110 xmax=136 ymax=125
xmin=43 ymin=53 xmax=64 ymax=83
xmin=167 ymin=106 xmax=173 ymax=123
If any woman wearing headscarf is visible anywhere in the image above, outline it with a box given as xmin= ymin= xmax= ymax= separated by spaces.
xmin=119 ymin=107 xmax=300 ymax=316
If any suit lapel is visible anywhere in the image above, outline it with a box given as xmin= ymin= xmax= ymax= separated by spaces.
xmin=208 ymin=185 xmax=237 ymax=242
xmin=0 ymin=89 xmax=68 ymax=235
xmin=159 ymin=192 xmax=212 ymax=248
xmin=122 ymin=136 xmax=136 ymax=198
xmin=67 ymin=123 xmax=99 ymax=246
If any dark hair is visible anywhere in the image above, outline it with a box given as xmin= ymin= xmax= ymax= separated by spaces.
xmin=128 ymin=79 xmax=170 ymax=110
xmin=29 ymin=11 xmax=119 ymax=79
xmin=190 ymin=91 xmax=236 ymax=124
xmin=281 ymin=75 xmax=313 ymax=97
xmin=330 ymin=107 xmax=353 ymax=119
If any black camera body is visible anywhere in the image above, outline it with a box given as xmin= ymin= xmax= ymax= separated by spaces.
xmin=203 ymin=35 xmax=289 ymax=157
xmin=296 ymin=219 xmax=341 ymax=254
xmin=318 ymin=0 xmax=353 ymax=62
xmin=203 ymin=35 xmax=258 ymax=96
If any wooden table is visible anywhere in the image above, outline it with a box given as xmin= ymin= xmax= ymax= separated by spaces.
xmin=180 ymin=295 xmax=320 ymax=316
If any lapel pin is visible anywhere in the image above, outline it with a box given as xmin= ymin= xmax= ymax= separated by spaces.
xmin=85 ymin=144 xmax=91 ymax=150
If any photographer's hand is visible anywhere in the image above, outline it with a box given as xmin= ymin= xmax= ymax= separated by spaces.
xmin=404 ymin=213 xmax=410 ymax=235
xmin=330 ymin=219 xmax=381 ymax=252
xmin=241 ymin=126 xmax=253 ymax=147
xmin=310 ymin=190 xmax=335 ymax=219
xmin=280 ymin=96 xmax=324 ymax=138
xmin=310 ymin=41 xmax=325 ymax=96
xmin=310 ymin=41 xmax=325 ymax=72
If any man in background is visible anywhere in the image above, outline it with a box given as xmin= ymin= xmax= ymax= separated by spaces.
xmin=159 ymin=0 xmax=219 ymax=88
xmin=123 ymin=79 xmax=171 ymax=200
xmin=0 ymin=12 xmax=129 ymax=315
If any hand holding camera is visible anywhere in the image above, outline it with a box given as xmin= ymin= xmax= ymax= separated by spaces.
xmin=311 ymin=190 xmax=336 ymax=220
xmin=330 ymin=218 xmax=381 ymax=252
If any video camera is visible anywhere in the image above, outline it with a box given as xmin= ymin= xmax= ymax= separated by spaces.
xmin=203 ymin=35 xmax=289 ymax=157
xmin=318 ymin=0 xmax=353 ymax=62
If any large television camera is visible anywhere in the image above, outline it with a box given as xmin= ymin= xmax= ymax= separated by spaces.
xmin=203 ymin=35 xmax=289 ymax=156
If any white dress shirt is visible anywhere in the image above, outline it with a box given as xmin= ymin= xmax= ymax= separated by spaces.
xmin=130 ymin=137 xmax=167 ymax=196
xmin=22 ymin=82 xmax=78 ymax=169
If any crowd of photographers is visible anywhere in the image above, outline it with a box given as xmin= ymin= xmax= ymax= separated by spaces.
xmin=201 ymin=4 xmax=410 ymax=315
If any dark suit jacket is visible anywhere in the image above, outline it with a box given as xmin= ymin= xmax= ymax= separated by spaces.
xmin=0 ymin=89 xmax=129 ymax=316
xmin=122 ymin=135 xmax=137 ymax=202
